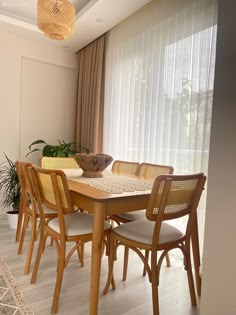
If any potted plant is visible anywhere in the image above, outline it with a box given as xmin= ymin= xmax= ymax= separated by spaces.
xmin=0 ymin=153 xmax=20 ymax=229
xmin=26 ymin=139 xmax=89 ymax=157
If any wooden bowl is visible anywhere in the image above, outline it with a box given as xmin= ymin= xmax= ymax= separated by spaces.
xmin=74 ymin=153 xmax=113 ymax=178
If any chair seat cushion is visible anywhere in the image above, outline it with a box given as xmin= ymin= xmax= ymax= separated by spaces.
xmin=61 ymin=168 xmax=82 ymax=178
xmin=113 ymin=220 xmax=183 ymax=245
xmin=48 ymin=212 xmax=111 ymax=237
xmin=29 ymin=203 xmax=55 ymax=215
xmin=43 ymin=204 xmax=56 ymax=215
xmin=116 ymin=210 xmax=146 ymax=221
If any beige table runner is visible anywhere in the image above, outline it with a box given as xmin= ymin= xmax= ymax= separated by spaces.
xmin=63 ymin=169 xmax=153 ymax=194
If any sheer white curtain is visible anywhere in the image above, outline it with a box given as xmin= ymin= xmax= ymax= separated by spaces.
xmin=104 ymin=0 xmax=217 ymax=176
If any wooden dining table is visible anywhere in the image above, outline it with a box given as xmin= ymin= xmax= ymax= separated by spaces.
xmin=67 ymin=172 xmax=202 ymax=315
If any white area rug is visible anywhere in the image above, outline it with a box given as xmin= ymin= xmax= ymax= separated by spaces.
xmin=0 ymin=257 xmax=34 ymax=315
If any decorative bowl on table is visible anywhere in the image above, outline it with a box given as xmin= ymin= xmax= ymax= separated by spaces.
xmin=74 ymin=153 xmax=113 ymax=178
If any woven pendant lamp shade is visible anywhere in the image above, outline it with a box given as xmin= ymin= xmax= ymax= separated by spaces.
xmin=37 ymin=0 xmax=75 ymax=41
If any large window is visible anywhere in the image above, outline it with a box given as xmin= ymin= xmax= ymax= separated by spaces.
xmin=104 ymin=0 xmax=217 ymax=175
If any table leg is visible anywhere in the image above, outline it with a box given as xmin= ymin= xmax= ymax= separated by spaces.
xmin=191 ymin=213 xmax=201 ymax=296
xmin=90 ymin=201 xmax=105 ymax=315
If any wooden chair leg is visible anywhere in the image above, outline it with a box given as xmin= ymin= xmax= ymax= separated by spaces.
xmin=122 ymin=246 xmax=129 ymax=281
xmin=24 ymin=217 xmax=37 ymax=275
xmin=18 ymin=212 xmax=30 ymax=255
xmin=143 ymin=250 xmax=149 ymax=276
xmin=15 ymin=199 xmax=24 ymax=242
xmin=51 ymin=244 xmax=66 ymax=314
xmin=151 ymin=275 xmax=160 ymax=315
xmin=50 ymin=237 xmax=54 ymax=247
xmin=36 ymin=220 xmax=41 ymax=240
xmin=151 ymin=252 xmax=160 ymax=315
xmin=165 ymin=253 xmax=171 ymax=267
xmin=77 ymin=242 xmax=84 ymax=267
xmin=186 ymin=253 xmax=197 ymax=306
xmin=103 ymin=236 xmax=116 ymax=294
xmin=143 ymin=251 xmax=170 ymax=277
xmin=31 ymin=231 xmax=46 ymax=284
xmin=191 ymin=215 xmax=201 ymax=296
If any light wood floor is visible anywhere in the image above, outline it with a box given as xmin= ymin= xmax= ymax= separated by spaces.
xmin=0 ymin=215 xmax=200 ymax=315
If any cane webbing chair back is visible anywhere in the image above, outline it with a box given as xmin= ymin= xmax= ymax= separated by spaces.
xmin=114 ymin=162 xmax=174 ymax=223
xmin=40 ymin=157 xmax=79 ymax=169
xmin=31 ymin=166 xmax=73 ymax=216
xmin=16 ymin=161 xmax=31 ymax=211
xmin=146 ymin=174 xmax=205 ymax=222
xmin=112 ymin=160 xmax=139 ymax=175
xmin=16 ymin=160 xmax=41 ymax=219
xmin=137 ymin=162 xmax=174 ymax=178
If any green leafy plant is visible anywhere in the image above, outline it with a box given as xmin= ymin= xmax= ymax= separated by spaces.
xmin=0 ymin=153 xmax=20 ymax=212
xmin=26 ymin=139 xmax=89 ymax=158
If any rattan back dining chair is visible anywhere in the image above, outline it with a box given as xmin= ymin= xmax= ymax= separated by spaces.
xmin=16 ymin=158 xmax=78 ymax=243
xmin=111 ymin=160 xmax=139 ymax=175
xmin=113 ymin=163 xmax=174 ymax=223
xmin=138 ymin=163 xmax=174 ymax=178
xmin=110 ymin=162 xmax=174 ymax=280
xmin=16 ymin=161 xmax=56 ymax=275
xmin=103 ymin=173 xmax=206 ymax=315
xmin=29 ymin=165 xmax=111 ymax=314
xmin=40 ymin=157 xmax=79 ymax=169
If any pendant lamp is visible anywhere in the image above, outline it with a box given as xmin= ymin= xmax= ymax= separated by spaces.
xmin=37 ymin=0 xmax=75 ymax=41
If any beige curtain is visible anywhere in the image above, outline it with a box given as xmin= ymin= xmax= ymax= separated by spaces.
xmin=74 ymin=34 xmax=106 ymax=153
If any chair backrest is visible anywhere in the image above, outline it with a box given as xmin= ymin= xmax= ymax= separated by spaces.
xmin=40 ymin=157 xmax=79 ymax=169
xmin=16 ymin=161 xmax=38 ymax=216
xmin=137 ymin=163 xmax=174 ymax=179
xmin=111 ymin=160 xmax=139 ymax=175
xmin=146 ymin=173 xmax=206 ymax=247
xmin=16 ymin=161 xmax=28 ymax=210
xmin=30 ymin=165 xmax=74 ymax=218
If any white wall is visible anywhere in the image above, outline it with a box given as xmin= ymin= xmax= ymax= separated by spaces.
xmin=0 ymin=30 xmax=77 ymax=166
xmin=200 ymin=0 xmax=236 ymax=314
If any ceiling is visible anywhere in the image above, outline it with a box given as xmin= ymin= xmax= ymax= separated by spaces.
xmin=0 ymin=0 xmax=152 ymax=53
